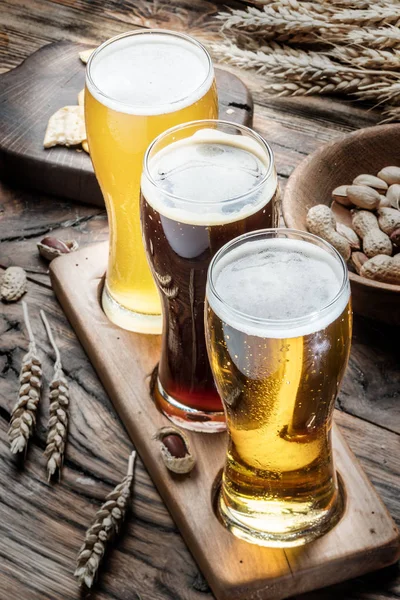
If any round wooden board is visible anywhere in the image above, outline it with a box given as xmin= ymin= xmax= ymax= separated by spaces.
xmin=0 ymin=42 xmax=253 ymax=207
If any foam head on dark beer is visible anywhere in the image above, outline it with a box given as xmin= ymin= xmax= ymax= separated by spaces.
xmin=141 ymin=129 xmax=277 ymax=225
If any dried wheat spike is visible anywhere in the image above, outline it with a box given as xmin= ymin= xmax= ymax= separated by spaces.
xmin=8 ymin=302 xmax=42 ymax=454
xmin=44 ymin=366 xmax=69 ymax=480
xmin=74 ymin=451 xmax=136 ymax=588
xmin=40 ymin=310 xmax=70 ymax=481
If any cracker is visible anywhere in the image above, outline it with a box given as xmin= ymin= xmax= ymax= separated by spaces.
xmin=82 ymin=140 xmax=90 ymax=154
xmin=78 ymin=88 xmax=85 ymax=107
xmin=43 ymin=106 xmax=86 ymax=148
xmin=79 ymin=49 xmax=96 ymax=64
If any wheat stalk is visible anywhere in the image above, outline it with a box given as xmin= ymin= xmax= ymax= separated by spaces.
xmin=217 ymin=5 xmax=341 ymax=39
xmin=330 ymin=46 xmax=400 ymax=70
xmin=315 ymin=0 xmax=399 ymax=8
xmin=211 ymin=42 xmax=391 ymax=88
xmin=8 ymin=302 xmax=43 ymax=455
xmin=75 ymin=451 xmax=136 ymax=588
xmin=215 ymin=1 xmax=400 ymax=120
xmin=346 ymin=27 xmax=400 ymax=49
xmin=382 ymin=105 xmax=400 ymax=121
xmin=331 ymin=8 xmax=400 ymax=27
xmin=40 ymin=310 xmax=70 ymax=481
xmin=356 ymin=80 xmax=400 ymax=105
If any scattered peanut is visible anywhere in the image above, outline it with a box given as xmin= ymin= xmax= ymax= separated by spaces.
xmin=352 ymin=174 xmax=388 ymax=191
xmin=306 ymin=205 xmax=351 ymax=260
xmin=37 ymin=236 xmax=79 ymax=261
xmin=377 ymin=166 xmax=400 ymax=185
xmin=377 ymin=207 xmax=400 ymax=236
xmin=360 ymin=254 xmax=400 ymax=285
xmin=153 ymin=426 xmax=195 ymax=474
xmin=346 ymin=185 xmax=381 ymax=210
xmin=1 ymin=267 xmax=27 ymax=302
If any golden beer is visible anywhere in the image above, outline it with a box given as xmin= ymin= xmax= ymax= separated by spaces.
xmin=85 ymin=30 xmax=218 ymax=332
xmin=205 ymin=230 xmax=352 ymax=546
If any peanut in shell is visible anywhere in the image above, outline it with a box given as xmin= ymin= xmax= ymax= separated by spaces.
xmin=352 ymin=174 xmax=388 ymax=191
xmin=346 ymin=185 xmax=380 ymax=210
xmin=377 ymin=166 xmax=400 ymax=186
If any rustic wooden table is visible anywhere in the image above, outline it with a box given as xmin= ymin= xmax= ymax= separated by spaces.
xmin=1 ymin=1 xmax=399 ymax=599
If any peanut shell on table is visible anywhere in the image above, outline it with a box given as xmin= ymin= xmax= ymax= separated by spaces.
xmin=1 ymin=267 xmax=27 ymax=302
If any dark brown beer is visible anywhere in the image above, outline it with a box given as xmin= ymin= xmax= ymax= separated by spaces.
xmin=140 ymin=123 xmax=279 ymax=430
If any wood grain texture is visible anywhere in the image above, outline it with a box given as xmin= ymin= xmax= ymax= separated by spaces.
xmin=0 ymin=42 xmax=253 ymax=206
xmin=0 ymin=1 xmax=399 ymax=599
xmin=49 ymin=241 xmax=400 ymax=600
xmin=282 ymin=124 xmax=400 ymax=326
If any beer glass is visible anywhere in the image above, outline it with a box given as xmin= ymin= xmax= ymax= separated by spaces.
xmin=205 ymin=229 xmax=352 ymax=546
xmin=141 ymin=120 xmax=279 ymax=432
xmin=85 ymin=30 xmax=218 ymax=333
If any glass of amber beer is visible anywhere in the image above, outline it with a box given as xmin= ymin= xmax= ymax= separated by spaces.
xmin=205 ymin=229 xmax=352 ymax=545
xmin=85 ymin=30 xmax=218 ymax=333
xmin=141 ymin=120 xmax=279 ymax=431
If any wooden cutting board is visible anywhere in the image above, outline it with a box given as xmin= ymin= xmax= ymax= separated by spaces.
xmin=50 ymin=241 xmax=400 ymax=600
xmin=0 ymin=42 xmax=253 ymax=207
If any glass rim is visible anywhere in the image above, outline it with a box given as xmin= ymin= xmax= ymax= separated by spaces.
xmin=207 ymin=228 xmax=350 ymax=330
xmin=86 ymin=29 xmax=214 ymax=112
xmin=142 ymin=119 xmax=275 ymax=206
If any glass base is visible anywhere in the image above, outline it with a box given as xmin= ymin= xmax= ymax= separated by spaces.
xmin=218 ymin=476 xmax=345 ymax=548
xmin=154 ymin=378 xmax=226 ymax=433
xmin=102 ymin=285 xmax=162 ymax=334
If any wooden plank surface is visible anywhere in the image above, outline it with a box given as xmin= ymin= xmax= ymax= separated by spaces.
xmin=49 ymin=240 xmax=400 ymax=600
xmin=0 ymin=1 xmax=399 ymax=600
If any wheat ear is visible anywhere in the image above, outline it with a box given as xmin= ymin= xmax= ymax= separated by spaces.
xmin=330 ymin=46 xmax=400 ymax=70
xmin=346 ymin=26 xmax=400 ymax=50
xmin=74 ymin=451 xmax=136 ymax=588
xmin=8 ymin=302 xmax=43 ymax=455
xmin=40 ymin=310 xmax=70 ymax=481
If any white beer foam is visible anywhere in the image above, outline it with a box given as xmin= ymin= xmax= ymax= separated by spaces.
xmin=141 ymin=129 xmax=277 ymax=226
xmin=208 ymin=238 xmax=350 ymax=338
xmin=86 ymin=33 xmax=214 ymax=115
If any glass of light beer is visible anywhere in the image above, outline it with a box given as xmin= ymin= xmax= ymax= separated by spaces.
xmin=141 ymin=121 xmax=279 ymax=431
xmin=85 ymin=30 xmax=218 ymax=333
xmin=205 ymin=229 xmax=352 ymax=546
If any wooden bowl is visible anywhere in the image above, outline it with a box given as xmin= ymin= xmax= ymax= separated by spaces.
xmin=282 ymin=124 xmax=400 ymax=326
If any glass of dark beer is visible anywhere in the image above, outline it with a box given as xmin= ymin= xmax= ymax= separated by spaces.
xmin=205 ymin=229 xmax=352 ymax=545
xmin=140 ymin=120 xmax=279 ymax=432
